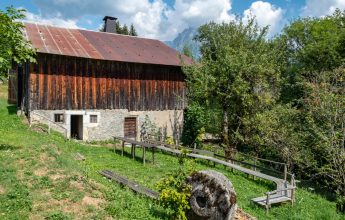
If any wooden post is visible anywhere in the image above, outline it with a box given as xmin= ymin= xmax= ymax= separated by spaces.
xmin=121 ymin=141 xmax=124 ymax=156
xmin=134 ymin=144 xmax=136 ymax=158
xmin=291 ymin=188 xmax=295 ymax=207
xmin=291 ymin=174 xmax=296 ymax=205
xmin=143 ymin=146 xmax=146 ymax=165
xmin=113 ymin=137 xmax=116 ymax=153
xmin=151 ymin=147 xmax=155 ymax=164
xmin=266 ymin=193 xmax=270 ymax=214
xmin=132 ymin=144 xmax=135 ymax=159
xmin=284 ymin=164 xmax=288 ymax=181
xmin=253 ymin=158 xmax=257 ymax=180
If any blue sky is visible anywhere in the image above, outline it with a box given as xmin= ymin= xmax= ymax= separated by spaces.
xmin=1 ymin=0 xmax=344 ymax=40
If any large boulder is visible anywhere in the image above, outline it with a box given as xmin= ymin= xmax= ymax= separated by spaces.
xmin=187 ymin=170 xmax=237 ymax=220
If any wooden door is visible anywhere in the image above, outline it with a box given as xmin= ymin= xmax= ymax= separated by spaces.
xmin=124 ymin=117 xmax=137 ymax=139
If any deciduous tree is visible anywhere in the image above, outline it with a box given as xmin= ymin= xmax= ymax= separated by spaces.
xmin=184 ymin=19 xmax=282 ymax=157
xmin=0 ymin=6 xmax=36 ymax=76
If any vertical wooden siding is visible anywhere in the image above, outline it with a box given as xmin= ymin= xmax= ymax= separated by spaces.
xmin=30 ymin=54 xmax=186 ymax=111
xmin=8 ymin=68 xmax=17 ymax=104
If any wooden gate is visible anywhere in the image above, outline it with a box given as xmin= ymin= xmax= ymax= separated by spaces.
xmin=124 ymin=117 xmax=137 ymax=139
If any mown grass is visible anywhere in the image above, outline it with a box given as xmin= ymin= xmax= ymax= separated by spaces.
xmin=0 ymin=83 xmax=343 ymax=219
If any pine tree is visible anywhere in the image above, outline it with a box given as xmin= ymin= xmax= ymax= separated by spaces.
xmin=100 ymin=19 xmax=138 ymax=36
xmin=115 ymin=20 xmax=122 ymax=34
xmin=129 ymin=24 xmax=138 ymax=36
xmin=122 ymin=24 xmax=129 ymax=35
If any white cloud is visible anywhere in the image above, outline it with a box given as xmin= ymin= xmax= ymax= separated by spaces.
xmin=23 ymin=11 xmax=80 ymax=29
xmin=302 ymin=0 xmax=345 ymax=17
xmin=243 ymin=1 xmax=284 ymax=37
xmin=155 ymin=0 xmax=235 ymax=40
xmin=30 ymin=0 xmax=235 ymax=41
xmin=132 ymin=1 xmax=166 ymax=39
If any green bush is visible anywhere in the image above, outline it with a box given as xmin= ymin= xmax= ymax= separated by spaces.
xmin=156 ymin=162 xmax=195 ymax=220
xmin=181 ymin=105 xmax=205 ymax=147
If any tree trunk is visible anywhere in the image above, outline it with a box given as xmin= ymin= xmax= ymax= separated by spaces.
xmin=222 ymin=108 xmax=236 ymax=159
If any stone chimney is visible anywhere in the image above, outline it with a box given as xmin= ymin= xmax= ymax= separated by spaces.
xmin=103 ymin=16 xmax=117 ymax=33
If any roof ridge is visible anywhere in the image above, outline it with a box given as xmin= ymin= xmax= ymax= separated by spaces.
xmin=22 ymin=21 xmax=162 ymax=42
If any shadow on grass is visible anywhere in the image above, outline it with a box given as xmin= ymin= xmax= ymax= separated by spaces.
xmin=0 ymin=144 xmax=21 ymax=151
xmin=7 ymin=105 xmax=17 ymax=115
xmin=299 ymin=180 xmax=338 ymax=201
xmin=109 ymin=148 xmax=155 ymax=164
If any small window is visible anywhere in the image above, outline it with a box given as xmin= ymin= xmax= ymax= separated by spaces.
xmin=90 ymin=115 xmax=98 ymax=123
xmin=54 ymin=114 xmax=64 ymax=123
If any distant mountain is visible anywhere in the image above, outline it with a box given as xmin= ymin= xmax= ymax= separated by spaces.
xmin=165 ymin=27 xmax=200 ymax=59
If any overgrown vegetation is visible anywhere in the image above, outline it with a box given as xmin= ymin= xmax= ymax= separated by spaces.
xmin=156 ymin=161 xmax=194 ymax=220
xmin=182 ymin=10 xmax=345 ymax=212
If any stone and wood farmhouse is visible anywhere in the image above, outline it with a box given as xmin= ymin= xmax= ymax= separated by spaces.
xmin=8 ymin=17 xmax=192 ymax=141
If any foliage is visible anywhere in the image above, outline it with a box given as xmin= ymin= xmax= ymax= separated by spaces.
xmin=280 ymin=9 xmax=345 ymax=75
xmin=156 ymin=162 xmax=195 ymax=220
xmin=278 ymin=9 xmax=345 ymax=103
xmin=275 ymin=10 xmax=345 ymax=202
xmin=301 ymin=67 xmax=345 ymax=201
xmin=337 ymin=196 xmax=345 ymax=214
xmin=181 ymin=104 xmax=206 ymax=147
xmin=184 ymin=18 xmax=282 ymax=156
xmin=100 ymin=19 xmax=138 ymax=36
xmin=178 ymin=148 xmax=191 ymax=165
xmin=182 ymin=44 xmax=193 ymax=58
xmin=129 ymin=24 xmax=138 ymax=36
xmin=0 ymin=83 xmax=344 ymax=219
xmin=241 ymin=104 xmax=308 ymax=169
xmin=0 ymin=6 xmax=36 ymax=76
xmin=140 ymin=115 xmax=163 ymax=140
xmin=182 ymin=9 xmax=345 ymax=212
xmin=45 ymin=211 xmax=72 ymax=220
xmin=166 ymin=136 xmax=174 ymax=145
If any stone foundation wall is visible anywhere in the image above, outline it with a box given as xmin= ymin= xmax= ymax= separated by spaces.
xmin=30 ymin=109 xmax=184 ymax=141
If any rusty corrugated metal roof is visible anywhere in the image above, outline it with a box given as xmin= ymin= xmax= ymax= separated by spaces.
xmin=23 ymin=22 xmax=193 ymax=66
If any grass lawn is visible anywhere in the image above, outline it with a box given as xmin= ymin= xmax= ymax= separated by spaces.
xmin=0 ymin=83 xmax=343 ymax=219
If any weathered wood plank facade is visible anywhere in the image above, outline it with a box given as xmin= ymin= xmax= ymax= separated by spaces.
xmin=9 ymin=22 xmax=191 ymax=141
xmin=28 ymin=54 xmax=186 ymax=111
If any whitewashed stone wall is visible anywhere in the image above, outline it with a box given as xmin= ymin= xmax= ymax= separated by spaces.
xmin=30 ymin=109 xmax=184 ymax=141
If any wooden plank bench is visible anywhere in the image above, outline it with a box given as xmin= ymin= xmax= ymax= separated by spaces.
xmin=251 ymin=186 xmax=296 ymax=213
xmin=114 ymin=136 xmax=155 ymax=165
xmin=144 ymin=138 xmax=178 ymax=149
xmin=100 ymin=170 xmax=158 ymax=199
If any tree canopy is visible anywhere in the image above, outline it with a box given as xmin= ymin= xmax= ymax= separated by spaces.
xmin=183 ymin=19 xmax=282 ymax=156
xmin=0 ymin=6 xmax=36 ymax=76
xmin=183 ymin=10 xmax=345 ymax=208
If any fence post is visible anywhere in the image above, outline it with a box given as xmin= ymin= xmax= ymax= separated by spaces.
xmin=29 ymin=115 xmax=32 ymax=128
xmin=284 ymin=164 xmax=287 ymax=181
xmin=253 ymin=158 xmax=257 ymax=180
